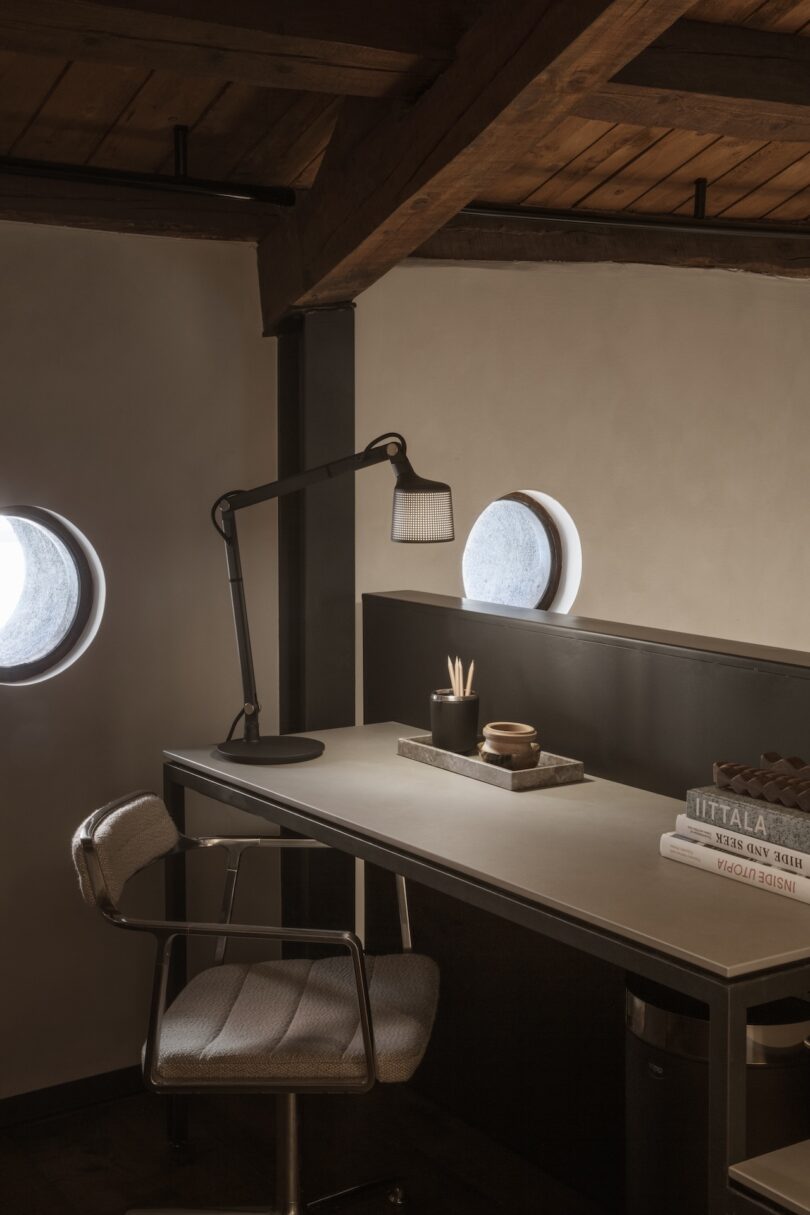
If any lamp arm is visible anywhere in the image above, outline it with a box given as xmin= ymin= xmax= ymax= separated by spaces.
xmin=211 ymin=435 xmax=404 ymax=746
xmin=215 ymin=438 xmax=399 ymax=518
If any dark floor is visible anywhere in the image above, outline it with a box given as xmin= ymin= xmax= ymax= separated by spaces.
xmin=0 ymin=1085 xmax=603 ymax=1215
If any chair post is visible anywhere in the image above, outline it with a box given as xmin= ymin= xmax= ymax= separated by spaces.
xmin=166 ymin=1095 xmax=188 ymax=1151
xmin=275 ymin=1092 xmax=303 ymax=1214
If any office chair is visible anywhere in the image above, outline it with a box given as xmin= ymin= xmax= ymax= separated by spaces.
xmin=72 ymin=791 xmax=439 ymax=1214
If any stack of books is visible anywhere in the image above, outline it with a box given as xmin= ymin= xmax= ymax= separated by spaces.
xmin=660 ymin=755 xmax=810 ymax=905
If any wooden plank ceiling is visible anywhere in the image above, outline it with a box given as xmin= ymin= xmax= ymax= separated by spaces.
xmin=0 ymin=2 xmax=484 ymax=187
xmin=486 ymin=0 xmax=810 ymax=221
xmin=0 ymin=1 xmax=809 ymax=216
xmin=1 ymin=1 xmax=810 ymax=322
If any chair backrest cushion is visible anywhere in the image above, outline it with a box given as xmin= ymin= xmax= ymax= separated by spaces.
xmin=72 ymin=793 xmax=179 ymax=909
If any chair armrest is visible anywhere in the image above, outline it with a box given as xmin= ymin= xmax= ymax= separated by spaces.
xmin=118 ymin=913 xmax=360 ymax=950
xmin=187 ymin=838 xmax=413 ymax=951
xmin=120 ymin=915 xmax=376 ymax=1092
xmin=187 ymin=836 xmax=328 ymax=851
xmin=178 ymin=835 xmax=330 ymax=963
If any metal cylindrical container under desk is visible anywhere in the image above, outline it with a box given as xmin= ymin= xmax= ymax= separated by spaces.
xmin=625 ymin=976 xmax=810 ymax=1215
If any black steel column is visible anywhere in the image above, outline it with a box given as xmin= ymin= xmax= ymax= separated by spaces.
xmin=277 ymin=304 xmax=356 ymax=733
xmin=277 ymin=304 xmax=356 ymax=933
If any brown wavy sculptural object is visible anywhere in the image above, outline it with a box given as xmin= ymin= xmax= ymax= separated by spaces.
xmin=713 ymin=754 xmax=810 ymax=813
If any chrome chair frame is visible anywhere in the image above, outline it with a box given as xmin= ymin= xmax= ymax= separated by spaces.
xmin=78 ymin=793 xmax=413 ymax=1212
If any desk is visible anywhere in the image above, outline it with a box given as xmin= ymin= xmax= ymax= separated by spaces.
xmin=164 ymin=722 xmax=810 ymax=1215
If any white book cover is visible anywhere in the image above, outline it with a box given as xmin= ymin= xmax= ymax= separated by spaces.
xmin=675 ymin=813 xmax=810 ymax=877
xmin=660 ymin=832 xmax=810 ymax=906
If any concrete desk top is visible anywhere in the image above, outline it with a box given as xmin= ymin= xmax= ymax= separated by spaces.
xmin=165 ymin=722 xmax=810 ymax=979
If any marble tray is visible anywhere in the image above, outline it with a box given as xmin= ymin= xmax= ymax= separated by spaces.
xmin=397 ymin=734 xmax=585 ymax=792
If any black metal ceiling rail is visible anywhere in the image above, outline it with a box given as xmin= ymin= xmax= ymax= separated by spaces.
xmin=173 ymin=123 xmax=190 ymax=181
xmin=461 ymin=201 xmax=810 ymax=242
xmin=0 ymin=152 xmax=295 ymax=207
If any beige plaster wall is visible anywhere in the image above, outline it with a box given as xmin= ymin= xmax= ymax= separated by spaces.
xmin=0 ymin=222 xmax=277 ymax=1098
xmin=356 ymin=261 xmax=810 ymax=654
xmin=6 ymin=243 xmax=810 ymax=1097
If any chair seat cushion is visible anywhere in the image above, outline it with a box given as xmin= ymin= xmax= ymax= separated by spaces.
xmin=152 ymin=953 xmax=439 ymax=1086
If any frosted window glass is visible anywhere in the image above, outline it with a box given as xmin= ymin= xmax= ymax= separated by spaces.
xmin=0 ymin=515 xmax=80 ymax=666
xmin=462 ymin=499 xmax=554 ymax=609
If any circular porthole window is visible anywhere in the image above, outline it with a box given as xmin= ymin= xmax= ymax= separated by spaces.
xmin=0 ymin=506 xmax=105 ymax=685
xmin=462 ymin=491 xmax=582 ymax=613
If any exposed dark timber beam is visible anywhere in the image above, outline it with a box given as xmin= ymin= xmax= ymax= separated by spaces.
xmin=4 ymin=5 xmax=809 ymax=134
xmin=0 ymin=174 xmax=283 ymax=240
xmin=577 ymin=20 xmax=810 ymax=141
xmin=413 ymin=208 xmax=810 ymax=279
xmin=0 ymin=0 xmax=452 ymax=98
xmin=578 ymin=81 xmax=810 ymax=143
xmin=257 ymin=0 xmax=697 ymax=332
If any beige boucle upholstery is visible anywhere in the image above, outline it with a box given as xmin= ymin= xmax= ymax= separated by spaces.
xmin=153 ymin=952 xmax=439 ymax=1085
xmin=72 ymin=793 xmax=179 ymax=908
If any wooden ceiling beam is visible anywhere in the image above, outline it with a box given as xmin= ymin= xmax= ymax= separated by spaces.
xmin=0 ymin=0 xmax=454 ymax=99
xmin=0 ymin=172 xmax=282 ymax=240
xmin=414 ymin=209 xmax=810 ymax=279
xmin=576 ymin=19 xmax=810 ymax=141
xmin=6 ymin=6 xmax=810 ymax=131
xmin=256 ymin=0 xmax=697 ymax=333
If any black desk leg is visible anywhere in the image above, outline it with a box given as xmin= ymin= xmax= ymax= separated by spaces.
xmin=162 ymin=768 xmax=189 ymax=1149
xmin=708 ymin=985 xmax=747 ymax=1214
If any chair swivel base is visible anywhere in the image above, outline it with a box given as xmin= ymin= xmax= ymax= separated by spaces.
xmin=307 ymin=1177 xmax=405 ymax=1210
xmin=126 ymin=1180 xmax=406 ymax=1213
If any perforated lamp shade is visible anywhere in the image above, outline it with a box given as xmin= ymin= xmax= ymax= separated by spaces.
xmin=391 ymin=464 xmax=454 ymax=543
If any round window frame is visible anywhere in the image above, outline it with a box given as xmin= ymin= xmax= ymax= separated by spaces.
xmin=0 ymin=504 xmax=94 ymax=684
xmin=497 ymin=491 xmax=563 ymax=611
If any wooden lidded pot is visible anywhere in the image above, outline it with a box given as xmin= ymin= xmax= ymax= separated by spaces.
xmin=480 ymin=721 xmax=539 ymax=770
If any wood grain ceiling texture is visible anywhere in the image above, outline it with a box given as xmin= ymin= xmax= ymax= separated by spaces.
xmin=0 ymin=1 xmax=479 ymax=189
xmin=0 ymin=53 xmax=340 ymax=187
xmin=0 ymin=0 xmax=809 ymax=254
xmin=478 ymin=0 xmax=810 ymax=222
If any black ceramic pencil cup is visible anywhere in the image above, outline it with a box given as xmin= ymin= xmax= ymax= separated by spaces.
xmin=430 ymin=690 xmax=480 ymax=754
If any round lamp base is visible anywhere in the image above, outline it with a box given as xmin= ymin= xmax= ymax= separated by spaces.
xmin=216 ymin=735 xmax=325 ymax=765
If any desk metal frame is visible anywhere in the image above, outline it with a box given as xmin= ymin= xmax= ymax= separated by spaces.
xmin=164 ymin=759 xmax=810 ymax=1215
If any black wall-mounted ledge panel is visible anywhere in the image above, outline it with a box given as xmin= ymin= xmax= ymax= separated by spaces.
xmin=364 ymin=589 xmax=810 ymax=803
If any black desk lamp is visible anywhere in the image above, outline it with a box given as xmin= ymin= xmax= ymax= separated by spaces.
xmin=211 ymin=432 xmax=453 ymax=764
